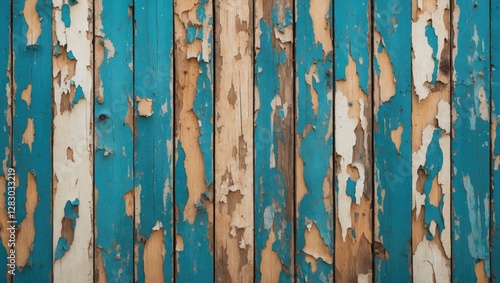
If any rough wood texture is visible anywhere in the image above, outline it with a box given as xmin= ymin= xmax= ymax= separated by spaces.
xmin=134 ymin=0 xmax=174 ymax=282
xmin=373 ymin=0 xmax=412 ymax=281
xmin=12 ymin=0 xmax=52 ymax=280
xmin=295 ymin=0 xmax=334 ymax=281
xmin=0 ymin=0 xmax=12 ymax=281
xmin=334 ymin=0 xmax=373 ymax=281
xmin=52 ymin=0 xmax=94 ymax=281
xmin=94 ymin=0 xmax=134 ymax=281
xmin=254 ymin=0 xmax=294 ymax=282
xmin=174 ymin=0 xmax=214 ymax=281
xmin=452 ymin=0 xmax=491 ymax=281
xmin=214 ymin=0 xmax=254 ymax=281
xmin=493 ymin=0 xmax=500 ymax=280
xmin=411 ymin=0 xmax=451 ymax=281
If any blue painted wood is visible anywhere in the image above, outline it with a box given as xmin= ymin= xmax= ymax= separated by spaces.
xmin=295 ymin=0 xmax=334 ymax=281
xmin=0 ymin=0 xmax=11 ymax=281
xmin=12 ymin=0 xmax=52 ymax=281
xmin=493 ymin=0 xmax=500 ymax=280
xmin=173 ymin=0 xmax=214 ymax=281
xmin=452 ymin=0 xmax=491 ymax=281
xmin=94 ymin=0 xmax=134 ymax=281
xmin=254 ymin=0 xmax=294 ymax=282
xmin=373 ymin=0 xmax=412 ymax=281
xmin=134 ymin=0 xmax=174 ymax=281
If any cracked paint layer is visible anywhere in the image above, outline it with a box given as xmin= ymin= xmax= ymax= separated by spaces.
xmin=214 ymin=0 xmax=254 ymax=282
xmin=254 ymin=0 xmax=294 ymax=282
xmin=94 ymin=0 xmax=134 ymax=281
xmin=134 ymin=0 xmax=174 ymax=281
xmin=334 ymin=0 xmax=373 ymax=280
xmin=493 ymin=0 xmax=500 ymax=279
xmin=373 ymin=0 xmax=412 ymax=281
xmin=173 ymin=0 xmax=214 ymax=281
xmin=12 ymin=0 xmax=52 ymax=280
xmin=411 ymin=0 xmax=451 ymax=280
xmin=52 ymin=0 xmax=94 ymax=281
xmin=451 ymin=0 xmax=491 ymax=280
xmin=295 ymin=0 xmax=334 ymax=281
xmin=0 ymin=2 xmax=11 ymax=280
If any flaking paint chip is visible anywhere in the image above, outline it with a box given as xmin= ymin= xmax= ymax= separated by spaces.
xmin=137 ymin=98 xmax=153 ymax=117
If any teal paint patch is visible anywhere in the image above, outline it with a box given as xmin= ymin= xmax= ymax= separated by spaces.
xmin=67 ymin=50 xmax=75 ymax=60
xmin=187 ymin=26 xmax=197 ymax=44
xmin=134 ymin=0 xmax=174 ymax=281
xmin=346 ymin=178 xmax=357 ymax=203
xmin=72 ymin=85 xmax=85 ymax=106
xmin=68 ymin=0 xmax=78 ymax=5
xmin=54 ymin=238 xmax=70 ymax=261
xmin=425 ymin=24 xmax=438 ymax=84
xmin=12 ymin=0 xmax=52 ymax=280
xmin=296 ymin=0 xmax=334 ymax=281
xmin=61 ymin=4 xmax=71 ymax=27
xmin=452 ymin=0 xmax=491 ymax=280
xmin=54 ymin=199 xmax=79 ymax=261
xmin=95 ymin=0 xmax=134 ymax=281
xmin=492 ymin=0 xmax=500 ymax=280
xmin=373 ymin=0 xmax=412 ymax=281
xmin=255 ymin=3 xmax=294 ymax=281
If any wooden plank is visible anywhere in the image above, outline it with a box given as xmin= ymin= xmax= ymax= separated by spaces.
xmin=0 ymin=0 xmax=12 ymax=281
xmin=295 ymin=0 xmax=334 ymax=281
xmin=411 ymin=0 xmax=451 ymax=281
xmin=254 ymin=0 xmax=294 ymax=282
xmin=493 ymin=0 xmax=500 ymax=280
xmin=214 ymin=0 xmax=254 ymax=281
xmin=373 ymin=0 xmax=412 ymax=281
xmin=52 ymin=0 xmax=94 ymax=281
xmin=451 ymin=0 xmax=491 ymax=281
xmin=94 ymin=0 xmax=134 ymax=281
xmin=173 ymin=0 xmax=214 ymax=281
xmin=333 ymin=0 xmax=373 ymax=281
xmin=12 ymin=0 xmax=52 ymax=280
xmin=134 ymin=0 xmax=174 ymax=282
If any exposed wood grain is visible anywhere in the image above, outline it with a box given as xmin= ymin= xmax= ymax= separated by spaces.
xmin=52 ymin=0 xmax=94 ymax=281
xmin=94 ymin=0 xmax=134 ymax=281
xmin=451 ymin=0 xmax=491 ymax=281
xmin=174 ymin=0 xmax=214 ymax=280
xmin=295 ymin=0 xmax=334 ymax=281
xmin=493 ymin=0 xmax=500 ymax=280
xmin=373 ymin=0 xmax=412 ymax=281
xmin=254 ymin=0 xmax=294 ymax=282
xmin=134 ymin=0 xmax=174 ymax=281
xmin=0 ymin=0 xmax=12 ymax=280
xmin=214 ymin=0 xmax=254 ymax=281
xmin=411 ymin=0 xmax=451 ymax=281
xmin=334 ymin=0 xmax=373 ymax=281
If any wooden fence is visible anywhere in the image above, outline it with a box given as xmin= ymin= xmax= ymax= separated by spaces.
xmin=0 ymin=0 xmax=499 ymax=282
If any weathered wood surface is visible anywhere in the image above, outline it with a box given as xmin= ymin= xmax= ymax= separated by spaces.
xmin=1 ymin=0 xmax=500 ymax=282
xmin=134 ymin=0 xmax=174 ymax=282
xmin=334 ymin=0 xmax=373 ymax=281
xmin=373 ymin=0 xmax=412 ymax=281
xmin=254 ymin=0 xmax=294 ymax=282
xmin=13 ymin=0 xmax=53 ymax=281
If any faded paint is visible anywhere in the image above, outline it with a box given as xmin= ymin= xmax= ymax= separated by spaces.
xmin=215 ymin=0 xmax=254 ymax=282
xmin=452 ymin=0 xmax=491 ymax=280
xmin=296 ymin=0 xmax=334 ymax=281
xmin=493 ymin=0 xmax=500 ymax=279
xmin=254 ymin=0 xmax=294 ymax=282
xmin=134 ymin=0 xmax=174 ymax=281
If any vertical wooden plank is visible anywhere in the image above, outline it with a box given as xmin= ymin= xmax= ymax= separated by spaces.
xmin=493 ymin=0 xmax=500 ymax=279
xmin=451 ymin=0 xmax=491 ymax=281
xmin=373 ymin=0 xmax=412 ymax=281
xmin=12 ymin=0 xmax=52 ymax=280
xmin=94 ymin=0 xmax=134 ymax=281
xmin=295 ymin=0 xmax=334 ymax=281
xmin=214 ymin=0 xmax=254 ymax=281
xmin=52 ymin=0 xmax=94 ymax=281
xmin=173 ymin=0 xmax=214 ymax=281
xmin=134 ymin=0 xmax=174 ymax=281
xmin=334 ymin=0 xmax=373 ymax=281
xmin=411 ymin=0 xmax=452 ymax=281
xmin=254 ymin=0 xmax=294 ymax=282
xmin=0 ymin=0 xmax=12 ymax=281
